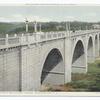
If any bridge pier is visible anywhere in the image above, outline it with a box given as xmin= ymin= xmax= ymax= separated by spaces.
xmin=64 ymin=33 xmax=71 ymax=83
xmin=97 ymin=34 xmax=100 ymax=57
xmin=95 ymin=34 xmax=99 ymax=58
xmin=93 ymin=35 xmax=96 ymax=62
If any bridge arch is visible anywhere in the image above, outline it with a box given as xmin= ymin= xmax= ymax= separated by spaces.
xmin=87 ymin=36 xmax=94 ymax=63
xmin=95 ymin=34 xmax=98 ymax=57
xmin=71 ymin=38 xmax=86 ymax=73
xmin=41 ymin=48 xmax=64 ymax=85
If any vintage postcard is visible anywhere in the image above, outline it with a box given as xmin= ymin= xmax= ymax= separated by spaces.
xmin=0 ymin=3 xmax=99 ymax=97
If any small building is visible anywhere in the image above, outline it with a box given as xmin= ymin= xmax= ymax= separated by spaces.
xmin=92 ymin=24 xmax=100 ymax=29
xmin=56 ymin=25 xmax=64 ymax=31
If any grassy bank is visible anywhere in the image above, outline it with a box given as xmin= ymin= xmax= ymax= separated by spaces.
xmin=42 ymin=59 xmax=100 ymax=92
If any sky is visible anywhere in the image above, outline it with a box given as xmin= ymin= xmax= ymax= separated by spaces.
xmin=0 ymin=5 xmax=100 ymax=22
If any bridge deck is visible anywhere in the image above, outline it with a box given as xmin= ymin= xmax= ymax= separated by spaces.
xmin=0 ymin=30 xmax=99 ymax=49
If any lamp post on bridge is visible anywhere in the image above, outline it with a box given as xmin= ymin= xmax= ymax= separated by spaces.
xmin=39 ymin=23 xmax=42 ymax=32
xmin=66 ymin=21 xmax=70 ymax=37
xmin=34 ymin=21 xmax=37 ymax=33
xmin=79 ymin=26 xmax=81 ymax=31
xmin=86 ymin=25 xmax=88 ymax=30
xmin=25 ymin=18 xmax=29 ymax=33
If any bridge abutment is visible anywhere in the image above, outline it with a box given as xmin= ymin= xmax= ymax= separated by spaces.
xmin=20 ymin=46 xmax=41 ymax=91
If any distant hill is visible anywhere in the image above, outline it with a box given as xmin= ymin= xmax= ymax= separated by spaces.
xmin=0 ymin=22 xmax=14 ymax=33
xmin=0 ymin=21 xmax=99 ymax=36
xmin=0 ymin=22 xmax=24 ymax=34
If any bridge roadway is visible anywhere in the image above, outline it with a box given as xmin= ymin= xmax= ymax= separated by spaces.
xmin=0 ymin=30 xmax=99 ymax=49
xmin=0 ymin=29 xmax=99 ymax=91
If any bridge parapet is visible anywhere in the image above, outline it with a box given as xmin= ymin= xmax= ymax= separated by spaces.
xmin=0 ymin=31 xmax=66 ymax=49
xmin=0 ymin=29 xmax=99 ymax=49
xmin=39 ymin=31 xmax=66 ymax=42
xmin=70 ymin=30 xmax=100 ymax=37
xmin=0 ymin=34 xmax=20 ymax=45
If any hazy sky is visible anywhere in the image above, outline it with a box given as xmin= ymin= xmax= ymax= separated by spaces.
xmin=0 ymin=5 xmax=100 ymax=22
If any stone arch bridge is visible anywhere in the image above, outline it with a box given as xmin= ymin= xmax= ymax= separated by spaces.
xmin=0 ymin=30 xmax=100 ymax=91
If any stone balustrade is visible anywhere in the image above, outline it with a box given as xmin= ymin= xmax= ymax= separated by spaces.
xmin=0 ymin=30 xmax=99 ymax=48
xmin=0 ymin=31 xmax=66 ymax=48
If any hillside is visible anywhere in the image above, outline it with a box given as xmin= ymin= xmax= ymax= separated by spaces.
xmin=0 ymin=22 xmax=24 ymax=34
xmin=0 ymin=21 xmax=99 ymax=35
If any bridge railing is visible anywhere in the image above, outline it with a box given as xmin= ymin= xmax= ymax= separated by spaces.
xmin=39 ymin=31 xmax=66 ymax=42
xmin=8 ymin=37 xmax=20 ymax=44
xmin=70 ymin=30 xmax=100 ymax=36
xmin=0 ymin=30 xmax=99 ymax=48
xmin=0 ymin=38 xmax=6 ymax=45
xmin=0 ymin=31 xmax=66 ymax=47
xmin=0 ymin=34 xmax=20 ymax=46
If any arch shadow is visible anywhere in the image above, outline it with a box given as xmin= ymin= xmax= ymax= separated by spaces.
xmin=41 ymin=48 xmax=64 ymax=85
xmin=95 ymin=35 xmax=98 ymax=57
xmin=87 ymin=36 xmax=94 ymax=63
xmin=72 ymin=40 xmax=86 ymax=73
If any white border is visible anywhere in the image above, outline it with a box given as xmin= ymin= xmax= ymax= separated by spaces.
xmin=0 ymin=0 xmax=99 ymax=4
xmin=0 ymin=0 xmax=99 ymax=98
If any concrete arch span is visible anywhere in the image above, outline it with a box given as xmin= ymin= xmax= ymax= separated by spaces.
xmin=72 ymin=39 xmax=87 ymax=73
xmin=41 ymin=48 xmax=64 ymax=86
xmin=87 ymin=36 xmax=94 ymax=63
xmin=95 ymin=34 xmax=98 ymax=57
